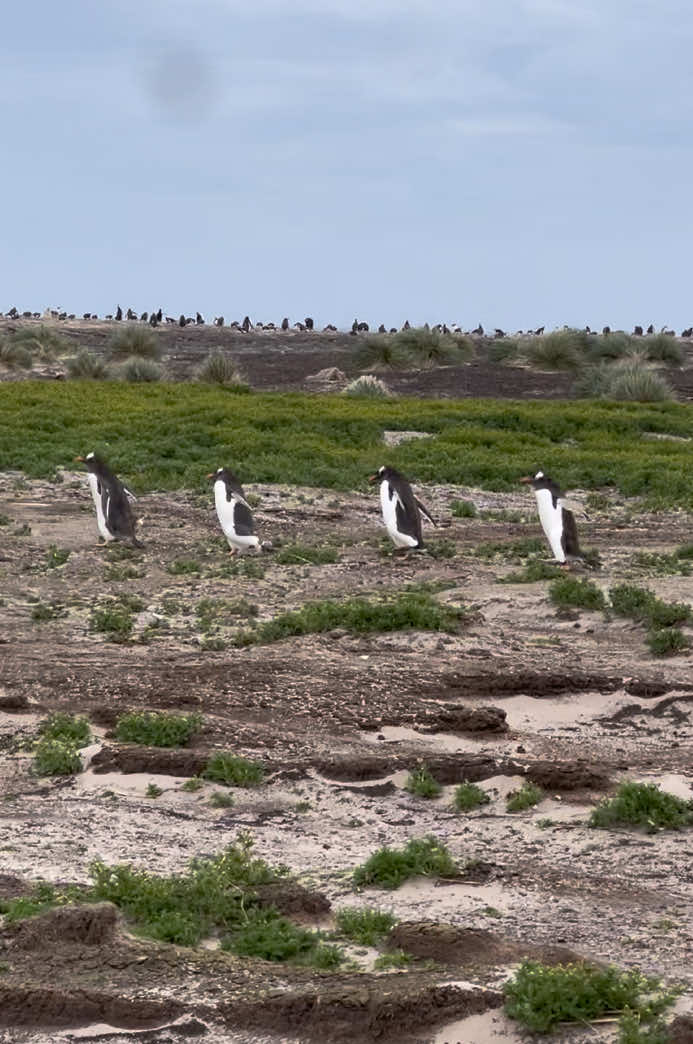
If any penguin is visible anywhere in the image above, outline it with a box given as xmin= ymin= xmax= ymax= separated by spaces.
xmin=75 ymin=453 xmax=142 ymax=546
xmin=369 ymin=466 xmax=436 ymax=550
xmin=519 ymin=471 xmax=582 ymax=566
xmin=209 ymin=468 xmax=260 ymax=554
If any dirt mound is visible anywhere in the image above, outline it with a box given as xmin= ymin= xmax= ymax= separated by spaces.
xmin=0 ymin=873 xmax=29 ymax=900
xmin=0 ymin=692 xmax=28 ymax=711
xmin=9 ymin=903 xmax=119 ymax=950
xmin=0 ymin=986 xmax=183 ymax=1028
xmin=435 ymin=670 xmax=623 ymax=699
xmin=525 ymin=759 xmax=610 ymax=791
xmin=255 ymin=881 xmax=331 ymax=917
xmin=224 ymin=979 xmax=503 ymax=1043
xmin=387 ymin=921 xmax=584 ymax=968
xmin=91 ymin=746 xmax=208 ymax=776
xmin=670 ymin=1014 xmax=693 ymax=1043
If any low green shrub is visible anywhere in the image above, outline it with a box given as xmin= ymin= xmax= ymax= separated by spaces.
xmin=475 ymin=538 xmax=545 ymax=561
xmin=589 ymin=782 xmax=693 ymax=832
xmin=334 ymin=907 xmax=397 ymax=945
xmin=167 ymin=558 xmax=201 ymax=575
xmin=115 ymin=711 xmax=202 ymax=748
xmin=31 ymin=601 xmax=64 ymax=622
xmin=203 ymin=753 xmax=265 ymax=787
xmin=353 ymin=837 xmax=457 ymax=890
xmin=504 ymin=959 xmax=678 ymax=1034
xmin=66 ymin=350 xmax=109 ymax=379
xmin=647 ymin=627 xmax=689 ymax=656
xmin=506 ymin=781 xmax=543 ymax=812
xmin=450 ymin=499 xmax=477 ymax=518
xmin=549 ymin=576 xmax=606 ymax=610
xmin=222 ymin=906 xmax=343 ymax=967
xmin=197 ymin=353 xmax=245 ymax=387
xmin=45 ymin=545 xmax=70 ymax=569
xmin=89 ymin=597 xmax=144 ymax=642
xmin=609 ymin=584 xmax=691 ymax=627
xmin=454 ymin=781 xmax=490 ymax=812
xmin=404 ymin=766 xmax=442 ymax=799
xmin=0 ymin=339 xmax=33 ymax=370
xmin=39 ymin=712 xmax=90 ymax=747
xmin=108 ymin=327 xmax=162 ymax=360
xmin=120 ymin=357 xmax=163 ymax=383
xmin=33 ymin=738 xmax=82 ymax=776
xmin=501 ymin=558 xmax=563 ymax=583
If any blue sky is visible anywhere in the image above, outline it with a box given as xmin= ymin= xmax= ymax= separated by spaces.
xmin=2 ymin=0 xmax=693 ymax=331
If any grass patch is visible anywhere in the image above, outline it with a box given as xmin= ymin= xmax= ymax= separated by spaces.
xmin=104 ymin=563 xmax=144 ymax=581
xmin=209 ymin=790 xmax=235 ymax=808
xmin=195 ymin=597 xmax=258 ymax=631
xmin=235 ymin=590 xmax=467 ymax=646
xmin=548 ymin=576 xmax=606 ymax=610
xmin=404 ymin=766 xmax=442 ymax=799
xmin=353 ymin=836 xmax=457 ymax=890
xmin=202 ymin=753 xmax=265 ymax=788
xmin=33 ymin=738 xmax=82 ymax=777
xmin=197 ymin=353 xmax=246 ymax=387
xmin=589 ymin=782 xmax=693 ymax=832
xmin=221 ymin=907 xmax=343 ymax=967
xmin=274 ymin=543 xmax=339 ymax=566
xmin=506 ymin=781 xmax=543 ymax=812
xmin=504 ymin=959 xmax=678 ymax=1034
xmin=89 ymin=596 xmax=144 ymax=642
xmin=115 ymin=711 xmax=202 ymax=748
xmin=609 ymin=584 xmax=692 ymax=627
xmin=450 ymin=498 xmax=477 ymax=518
xmin=646 ymin=627 xmax=689 ymax=656
xmin=181 ymin=777 xmax=204 ymax=792
xmin=212 ymin=557 xmax=266 ymax=580
xmin=39 ymin=712 xmax=90 ymax=747
xmin=66 ymin=350 xmax=109 ymax=379
xmin=334 ymin=907 xmax=397 ymax=946
xmin=524 ymin=329 xmax=590 ymax=371
xmin=475 ymin=537 xmax=545 ymax=561
xmin=31 ymin=601 xmax=65 ymax=622
xmin=45 ymin=545 xmax=70 ymax=569
xmin=501 ymin=558 xmax=563 ymax=583
xmin=374 ymin=950 xmax=416 ymax=969
xmin=453 ymin=781 xmax=491 ymax=812
xmin=108 ymin=326 xmax=162 ymax=361
xmin=630 ymin=550 xmax=692 ymax=577
xmin=167 ymin=558 xmax=201 ymax=575
xmin=119 ymin=357 xmax=163 ymax=383
xmin=0 ymin=339 xmax=33 ymax=370
xmin=0 ymin=882 xmax=83 ymax=921
xmin=146 ymin=783 xmax=163 ymax=799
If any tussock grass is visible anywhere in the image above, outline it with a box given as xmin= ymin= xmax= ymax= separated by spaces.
xmin=589 ymin=782 xmax=693 ymax=832
xmin=643 ymin=333 xmax=684 ymax=365
xmin=5 ymin=385 xmax=693 ymax=508
xmin=404 ymin=766 xmax=442 ymax=799
xmin=342 ymin=374 xmax=391 ymax=398
xmin=506 ymin=781 xmax=544 ymax=812
xmin=549 ymin=576 xmax=606 ymax=611
xmin=524 ymin=329 xmax=591 ymax=371
xmin=115 ymin=711 xmax=202 ymax=748
xmin=646 ymin=627 xmax=689 ymax=656
xmin=119 ymin=357 xmax=163 ymax=383
xmin=202 ymin=753 xmax=265 ymax=787
xmin=0 ymin=340 xmax=33 ymax=369
xmin=476 ymin=538 xmax=545 ymax=561
xmin=504 ymin=959 xmax=678 ymax=1034
xmin=235 ymin=590 xmax=467 ymax=646
xmin=607 ymin=363 xmax=675 ymax=403
xmin=11 ymin=326 xmax=69 ymax=359
xmin=66 ymin=350 xmax=110 ymax=379
xmin=335 ymin=907 xmax=397 ymax=945
xmin=108 ymin=326 xmax=162 ymax=360
xmin=353 ymin=836 xmax=457 ymax=889
xmin=197 ymin=352 xmax=246 ymax=387
xmin=454 ymin=781 xmax=490 ymax=812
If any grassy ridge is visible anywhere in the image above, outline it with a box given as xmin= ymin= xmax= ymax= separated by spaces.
xmin=2 ymin=383 xmax=693 ymax=505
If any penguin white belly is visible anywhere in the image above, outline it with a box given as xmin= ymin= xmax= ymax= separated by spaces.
xmin=380 ymin=481 xmax=417 ymax=548
xmin=87 ymin=473 xmax=114 ymax=542
xmin=534 ymin=488 xmax=565 ymax=562
xmin=214 ymin=482 xmax=259 ymax=553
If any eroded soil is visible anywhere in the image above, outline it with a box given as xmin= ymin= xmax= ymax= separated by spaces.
xmin=1 ymin=464 xmax=692 ymax=1044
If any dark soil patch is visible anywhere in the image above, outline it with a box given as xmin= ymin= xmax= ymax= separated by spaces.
xmin=90 ymin=746 xmax=208 ymax=777
xmin=0 ymin=986 xmax=184 ymax=1028
xmin=432 ymin=670 xmax=624 ymax=700
xmin=360 ymin=704 xmax=508 ymax=734
xmin=387 ymin=921 xmax=585 ymax=968
xmin=0 ymin=874 xmax=29 ymax=900
xmin=255 ymin=882 xmax=331 ymax=918
xmin=9 ymin=903 xmax=119 ymax=950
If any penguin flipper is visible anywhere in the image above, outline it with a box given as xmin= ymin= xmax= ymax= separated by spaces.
xmin=232 ymin=499 xmax=255 ymax=537
xmin=561 ymin=509 xmax=582 ymax=559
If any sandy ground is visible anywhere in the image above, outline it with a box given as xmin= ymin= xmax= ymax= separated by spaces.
xmin=1 ymin=466 xmax=692 ymax=1043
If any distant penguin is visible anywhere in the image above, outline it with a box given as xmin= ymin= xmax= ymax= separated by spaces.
xmin=209 ymin=468 xmax=260 ymax=554
xmin=281 ymin=317 xmax=289 ymax=331
xmin=369 ymin=466 xmax=436 ymax=550
xmin=115 ymin=305 xmax=122 ymax=321
xmin=520 ymin=471 xmax=582 ymax=566
xmin=75 ymin=453 xmax=142 ymax=546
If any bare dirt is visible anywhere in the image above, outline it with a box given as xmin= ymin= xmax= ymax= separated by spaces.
xmin=1 ymin=325 xmax=693 ymax=1043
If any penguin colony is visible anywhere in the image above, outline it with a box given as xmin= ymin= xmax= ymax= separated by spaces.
xmin=77 ymin=455 xmax=582 ymax=567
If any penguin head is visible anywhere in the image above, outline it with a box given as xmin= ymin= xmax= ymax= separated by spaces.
xmin=519 ymin=470 xmax=556 ymax=492
xmin=75 ymin=451 xmax=105 ymax=474
xmin=369 ymin=465 xmax=397 ymax=485
xmin=208 ymin=467 xmax=243 ymax=490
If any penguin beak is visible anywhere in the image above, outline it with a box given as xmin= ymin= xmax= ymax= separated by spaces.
xmin=75 ymin=456 xmax=86 ymax=463
xmin=207 ymin=473 xmax=215 ymax=480
xmin=368 ymin=473 xmax=378 ymax=484
xmin=519 ymin=476 xmax=533 ymax=484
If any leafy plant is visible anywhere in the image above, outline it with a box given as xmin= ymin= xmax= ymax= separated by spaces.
xmin=45 ymin=545 xmax=70 ymax=569
xmin=506 ymin=781 xmax=543 ymax=812
xmin=203 ymin=753 xmax=265 ymax=787
xmin=181 ymin=777 xmax=204 ymax=792
xmin=504 ymin=959 xmax=678 ymax=1034
xmin=451 ymin=499 xmax=477 ymax=518
xmin=115 ymin=711 xmax=202 ymax=748
xmin=334 ymin=907 xmax=397 ymax=946
xmin=353 ymin=836 xmax=457 ymax=890
xmin=33 ymin=738 xmax=82 ymax=777
xmin=39 ymin=712 xmax=90 ymax=747
xmin=31 ymin=601 xmax=65 ymax=622
xmin=589 ymin=782 xmax=693 ymax=832
xmin=501 ymin=558 xmax=563 ymax=583
xmin=235 ymin=590 xmax=467 ymax=646
xmin=146 ymin=783 xmax=163 ymax=798
xmin=609 ymin=584 xmax=691 ymax=627
xmin=549 ymin=576 xmax=606 ymax=610
xmin=108 ymin=326 xmax=162 ymax=360
xmin=197 ymin=353 xmax=246 ymax=387
xmin=454 ymin=781 xmax=490 ymax=812
xmin=167 ymin=558 xmax=201 ymax=575
xmin=647 ymin=627 xmax=689 ymax=656
xmin=404 ymin=766 xmax=442 ymax=799
xmin=222 ymin=906 xmax=342 ymax=967
xmin=374 ymin=950 xmax=415 ymax=969
xmin=89 ymin=597 xmax=143 ymax=642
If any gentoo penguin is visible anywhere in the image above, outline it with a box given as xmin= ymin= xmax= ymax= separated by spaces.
xmin=209 ymin=468 xmax=260 ymax=554
xmin=75 ymin=453 xmax=142 ymax=546
xmin=369 ymin=466 xmax=436 ymax=550
xmin=519 ymin=471 xmax=582 ymax=566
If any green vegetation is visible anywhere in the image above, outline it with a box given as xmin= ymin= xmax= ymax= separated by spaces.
xmin=181 ymin=777 xmax=204 ymax=792
xmin=5 ymin=385 xmax=693 ymax=508
xmin=630 ymin=549 xmax=692 ymax=577
xmin=549 ymin=576 xmax=606 ymax=610
xmin=11 ymin=325 xmax=69 ymax=359
xmin=525 ymin=329 xmax=588 ymax=371
xmin=274 ymin=543 xmax=339 ymax=565
xmin=454 ymin=781 xmax=491 ymax=812
xmin=89 ymin=595 xmax=144 ymax=642
xmin=39 ymin=712 xmax=91 ymax=747
xmin=646 ymin=627 xmax=689 ymax=656
xmin=334 ymin=907 xmax=397 ymax=946
xmin=0 ymin=881 xmax=81 ymax=921
xmin=357 ymin=326 xmax=473 ymax=371
xmin=31 ymin=601 xmax=65 ymax=622
xmin=222 ymin=907 xmax=343 ymax=967
xmin=45 ymin=545 xmax=70 ymax=569
xmin=374 ymin=950 xmax=416 ymax=969
xmin=450 ymin=498 xmax=477 ymax=518
xmin=619 ymin=1009 xmax=671 ymax=1043
xmin=589 ymin=782 xmax=693 ymax=832
xmin=104 ymin=563 xmax=144 ymax=581
xmin=235 ymin=590 xmax=467 ymax=646
xmin=504 ymin=959 xmax=678 ymax=1034
xmin=195 ymin=597 xmax=258 ymax=631
xmin=33 ymin=738 xmax=83 ymax=777
xmin=0 ymin=339 xmax=33 ymax=369
xmin=108 ymin=326 xmax=162 ymax=360
xmin=209 ymin=790 xmax=235 ymax=808
xmin=476 ymin=537 xmax=545 ymax=561
xmin=167 ymin=558 xmax=201 ymax=575
xmin=197 ymin=352 xmax=246 ymax=387
xmin=66 ymin=350 xmax=109 ymax=379
xmin=202 ymin=753 xmax=265 ymax=788
xmin=501 ymin=558 xmax=563 ymax=583
xmin=353 ymin=837 xmax=457 ymax=890
xmin=146 ymin=783 xmax=163 ymax=798
xmin=120 ymin=357 xmax=163 ymax=383
xmin=506 ymin=781 xmax=544 ymax=812
xmin=609 ymin=583 xmax=691 ymax=657
xmin=404 ymin=766 xmax=442 ymax=799
xmin=115 ymin=711 xmax=202 ymax=748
